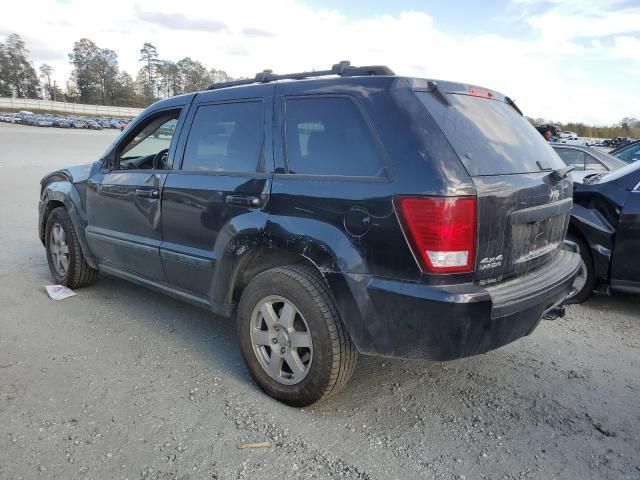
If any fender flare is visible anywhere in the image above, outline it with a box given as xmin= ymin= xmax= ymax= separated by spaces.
xmin=41 ymin=182 xmax=97 ymax=269
xmin=213 ymin=216 xmax=375 ymax=351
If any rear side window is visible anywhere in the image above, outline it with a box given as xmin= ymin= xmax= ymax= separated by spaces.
xmin=182 ymin=101 xmax=264 ymax=173
xmin=585 ymin=155 xmax=607 ymax=171
xmin=284 ymin=96 xmax=383 ymax=176
xmin=555 ymin=148 xmax=586 ymax=171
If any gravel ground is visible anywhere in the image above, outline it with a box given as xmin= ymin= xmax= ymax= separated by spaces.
xmin=0 ymin=123 xmax=639 ymax=480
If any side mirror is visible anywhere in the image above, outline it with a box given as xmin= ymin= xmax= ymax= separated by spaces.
xmin=101 ymin=152 xmax=116 ymax=171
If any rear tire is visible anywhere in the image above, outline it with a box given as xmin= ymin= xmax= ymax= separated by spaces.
xmin=237 ymin=264 xmax=357 ymax=406
xmin=45 ymin=207 xmax=98 ymax=289
xmin=565 ymin=234 xmax=595 ymax=304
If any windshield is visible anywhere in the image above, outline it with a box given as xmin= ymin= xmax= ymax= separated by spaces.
xmin=417 ymin=92 xmax=565 ymax=176
xmin=614 ymin=142 xmax=640 ymax=163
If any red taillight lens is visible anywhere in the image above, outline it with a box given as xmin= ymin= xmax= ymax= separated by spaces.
xmin=394 ymin=196 xmax=477 ymax=273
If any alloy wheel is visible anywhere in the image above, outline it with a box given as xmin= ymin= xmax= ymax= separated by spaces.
xmin=249 ymin=295 xmax=313 ymax=385
xmin=49 ymin=223 xmax=70 ymax=277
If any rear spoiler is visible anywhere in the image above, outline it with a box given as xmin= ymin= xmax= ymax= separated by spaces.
xmin=409 ymin=78 xmax=524 ymax=115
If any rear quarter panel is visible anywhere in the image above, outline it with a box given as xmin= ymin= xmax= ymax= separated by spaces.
xmin=268 ymin=77 xmax=475 ymax=281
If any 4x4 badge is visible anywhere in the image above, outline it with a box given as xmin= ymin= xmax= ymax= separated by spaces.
xmin=549 ymin=187 xmax=560 ymax=202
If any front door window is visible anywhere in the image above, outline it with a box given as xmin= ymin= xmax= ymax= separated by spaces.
xmin=117 ymin=111 xmax=180 ymax=170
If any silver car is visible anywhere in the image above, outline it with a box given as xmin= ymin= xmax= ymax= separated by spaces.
xmin=552 ymin=144 xmax=627 ymax=182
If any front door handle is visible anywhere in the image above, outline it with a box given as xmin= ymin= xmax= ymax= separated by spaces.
xmin=135 ymin=188 xmax=159 ymax=199
xmin=226 ymin=195 xmax=261 ymax=207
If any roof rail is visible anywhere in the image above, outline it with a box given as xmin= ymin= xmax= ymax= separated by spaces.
xmin=206 ymin=61 xmax=394 ymax=90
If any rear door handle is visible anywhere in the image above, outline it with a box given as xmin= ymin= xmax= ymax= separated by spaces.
xmin=135 ymin=188 xmax=159 ymax=199
xmin=226 ymin=195 xmax=262 ymax=207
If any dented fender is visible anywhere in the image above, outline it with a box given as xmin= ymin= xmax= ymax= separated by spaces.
xmin=569 ymin=204 xmax=615 ymax=281
xmin=264 ymin=215 xmax=365 ymax=274
xmin=39 ymin=179 xmax=97 ymax=268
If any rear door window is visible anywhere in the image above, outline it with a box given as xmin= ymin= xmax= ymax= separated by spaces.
xmin=417 ymin=92 xmax=565 ymax=176
xmin=182 ymin=101 xmax=264 ymax=173
xmin=554 ymin=148 xmax=586 ymax=171
xmin=284 ymin=96 xmax=384 ymax=176
xmin=585 ymin=154 xmax=607 ymax=171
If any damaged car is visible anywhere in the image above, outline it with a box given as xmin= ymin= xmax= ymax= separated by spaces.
xmin=38 ymin=62 xmax=581 ymax=406
xmin=567 ymin=161 xmax=640 ymax=302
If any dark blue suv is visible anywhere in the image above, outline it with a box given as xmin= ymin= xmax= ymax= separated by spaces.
xmin=39 ymin=62 xmax=580 ymax=405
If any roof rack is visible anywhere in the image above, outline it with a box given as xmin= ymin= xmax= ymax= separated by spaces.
xmin=206 ymin=61 xmax=394 ymax=90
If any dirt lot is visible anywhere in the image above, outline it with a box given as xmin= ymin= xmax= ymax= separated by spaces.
xmin=0 ymin=122 xmax=639 ymax=480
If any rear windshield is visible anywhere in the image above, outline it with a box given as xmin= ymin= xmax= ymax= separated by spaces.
xmin=599 ymin=158 xmax=640 ymax=183
xmin=417 ymin=92 xmax=565 ymax=176
xmin=587 ymin=148 xmax=627 ymax=169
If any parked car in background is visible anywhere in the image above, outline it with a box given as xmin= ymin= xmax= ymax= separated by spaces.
xmin=20 ymin=113 xmax=36 ymax=125
xmin=37 ymin=62 xmax=580 ymax=405
xmin=86 ymin=120 xmax=103 ymax=130
xmin=567 ymin=161 xmax=640 ymax=302
xmin=552 ymin=144 xmax=627 ymax=182
xmin=18 ymin=110 xmax=35 ymax=122
xmin=35 ymin=116 xmax=53 ymax=127
xmin=609 ymin=140 xmax=640 ymax=164
xmin=68 ymin=118 xmax=87 ymax=129
xmin=554 ymin=136 xmax=586 ymax=146
xmin=51 ymin=117 xmax=71 ymax=128
xmin=605 ymin=137 xmax=633 ymax=149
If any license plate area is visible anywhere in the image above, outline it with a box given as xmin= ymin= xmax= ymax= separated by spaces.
xmin=511 ymin=214 xmax=566 ymax=265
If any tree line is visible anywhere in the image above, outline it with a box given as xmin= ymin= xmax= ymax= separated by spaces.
xmin=528 ymin=117 xmax=640 ymax=140
xmin=0 ymin=32 xmax=638 ymax=137
xmin=0 ymin=33 xmax=232 ymax=108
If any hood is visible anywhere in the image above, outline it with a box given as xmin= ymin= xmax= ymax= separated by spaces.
xmin=40 ymin=163 xmax=93 ymax=187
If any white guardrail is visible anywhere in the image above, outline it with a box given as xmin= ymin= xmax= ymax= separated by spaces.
xmin=0 ymin=97 xmax=143 ymax=117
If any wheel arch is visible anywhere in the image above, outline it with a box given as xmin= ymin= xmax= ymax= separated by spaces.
xmin=227 ymin=247 xmax=323 ymax=305
xmin=216 ymin=244 xmax=373 ymax=355
xmin=40 ymin=182 xmax=97 ymax=269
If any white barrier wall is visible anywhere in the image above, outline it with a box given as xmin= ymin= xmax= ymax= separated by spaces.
xmin=0 ymin=97 xmax=143 ymax=117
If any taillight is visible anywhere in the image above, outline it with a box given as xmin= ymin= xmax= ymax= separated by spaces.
xmin=394 ymin=196 xmax=476 ymax=273
xmin=467 ymin=86 xmax=494 ymax=99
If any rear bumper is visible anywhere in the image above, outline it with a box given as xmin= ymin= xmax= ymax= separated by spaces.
xmin=333 ymin=249 xmax=581 ymax=361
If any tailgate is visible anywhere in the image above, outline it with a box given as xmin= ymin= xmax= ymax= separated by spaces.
xmin=473 ymin=174 xmax=572 ymax=284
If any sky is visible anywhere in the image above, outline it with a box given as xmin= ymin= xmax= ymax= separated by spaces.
xmin=1 ymin=0 xmax=639 ymax=125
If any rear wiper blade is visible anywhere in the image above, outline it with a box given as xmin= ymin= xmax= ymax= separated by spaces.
xmin=426 ymin=81 xmax=451 ymax=107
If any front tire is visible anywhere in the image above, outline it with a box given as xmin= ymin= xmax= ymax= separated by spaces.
xmin=45 ymin=207 xmax=98 ymax=289
xmin=565 ymin=234 xmax=595 ymax=304
xmin=237 ymin=265 xmax=357 ymax=406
